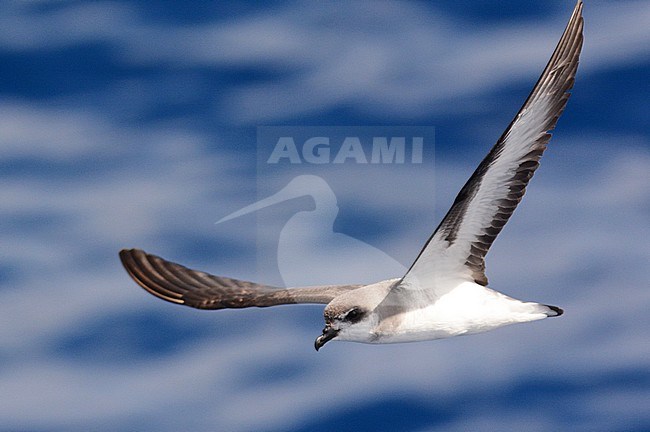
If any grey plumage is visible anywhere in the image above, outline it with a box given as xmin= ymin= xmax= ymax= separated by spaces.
xmin=119 ymin=249 xmax=360 ymax=309
xmin=402 ymin=2 xmax=583 ymax=288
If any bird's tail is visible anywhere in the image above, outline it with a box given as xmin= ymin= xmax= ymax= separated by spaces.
xmin=542 ymin=304 xmax=564 ymax=317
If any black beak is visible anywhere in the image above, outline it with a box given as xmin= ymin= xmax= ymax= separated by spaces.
xmin=314 ymin=326 xmax=339 ymax=351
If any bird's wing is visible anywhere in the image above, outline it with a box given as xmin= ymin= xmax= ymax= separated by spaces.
xmin=398 ymin=1 xmax=583 ymax=299
xmin=119 ymin=249 xmax=361 ymax=310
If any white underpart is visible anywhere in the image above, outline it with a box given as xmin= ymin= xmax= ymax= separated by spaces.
xmin=373 ymin=281 xmax=550 ymax=343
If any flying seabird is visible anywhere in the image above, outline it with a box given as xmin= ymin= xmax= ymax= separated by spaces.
xmin=120 ymin=1 xmax=583 ymax=351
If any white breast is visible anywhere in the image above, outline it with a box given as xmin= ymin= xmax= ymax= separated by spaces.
xmin=373 ymin=281 xmax=549 ymax=343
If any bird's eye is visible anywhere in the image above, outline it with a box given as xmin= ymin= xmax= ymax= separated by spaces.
xmin=343 ymin=308 xmax=363 ymax=322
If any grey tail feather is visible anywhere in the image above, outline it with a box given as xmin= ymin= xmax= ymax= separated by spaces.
xmin=544 ymin=305 xmax=564 ymax=317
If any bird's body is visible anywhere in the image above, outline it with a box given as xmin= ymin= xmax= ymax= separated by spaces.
xmin=377 ymin=282 xmax=557 ymax=343
xmin=120 ymin=1 xmax=583 ymax=351
xmin=318 ymin=278 xmax=558 ymax=345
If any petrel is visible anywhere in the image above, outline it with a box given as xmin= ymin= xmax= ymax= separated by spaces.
xmin=120 ymin=1 xmax=583 ymax=351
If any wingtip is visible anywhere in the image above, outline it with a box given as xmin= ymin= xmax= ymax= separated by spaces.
xmin=119 ymin=247 xmax=140 ymax=259
xmin=119 ymin=248 xmax=148 ymax=271
xmin=118 ymin=247 xmax=188 ymax=305
xmin=118 ymin=248 xmax=133 ymax=265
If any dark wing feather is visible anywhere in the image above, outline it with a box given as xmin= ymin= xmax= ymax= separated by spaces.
xmin=401 ymin=1 xmax=583 ymax=293
xmin=119 ymin=249 xmax=360 ymax=310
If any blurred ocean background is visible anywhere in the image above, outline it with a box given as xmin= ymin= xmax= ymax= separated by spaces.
xmin=1 ymin=1 xmax=649 ymax=431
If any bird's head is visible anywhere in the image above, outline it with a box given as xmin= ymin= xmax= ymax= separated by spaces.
xmin=314 ymin=304 xmax=372 ymax=350
xmin=314 ymin=281 xmax=396 ymax=351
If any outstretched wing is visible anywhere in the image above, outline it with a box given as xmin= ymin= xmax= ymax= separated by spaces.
xmin=400 ymin=1 xmax=583 ymax=295
xmin=119 ymin=249 xmax=361 ymax=310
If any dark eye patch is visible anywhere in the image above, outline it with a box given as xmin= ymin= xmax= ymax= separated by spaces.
xmin=343 ymin=307 xmax=364 ymax=323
